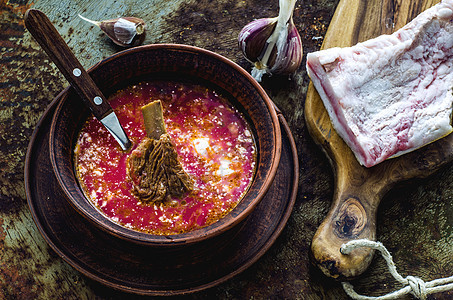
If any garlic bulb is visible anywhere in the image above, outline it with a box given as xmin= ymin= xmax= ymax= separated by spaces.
xmin=78 ymin=14 xmax=146 ymax=47
xmin=238 ymin=0 xmax=302 ymax=82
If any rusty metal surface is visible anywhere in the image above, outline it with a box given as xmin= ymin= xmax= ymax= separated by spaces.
xmin=1 ymin=0 xmax=452 ymax=299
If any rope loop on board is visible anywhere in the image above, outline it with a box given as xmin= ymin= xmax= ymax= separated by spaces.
xmin=340 ymin=239 xmax=453 ymax=300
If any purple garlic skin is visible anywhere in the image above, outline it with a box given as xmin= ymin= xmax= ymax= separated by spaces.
xmin=238 ymin=18 xmax=277 ymax=63
xmin=237 ymin=0 xmax=303 ymax=82
xmin=238 ymin=17 xmax=303 ymax=82
xmin=100 ymin=17 xmax=146 ymax=47
xmin=79 ymin=15 xmax=146 ymax=47
xmin=270 ymin=20 xmax=303 ymax=75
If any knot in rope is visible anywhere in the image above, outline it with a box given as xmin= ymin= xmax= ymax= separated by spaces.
xmin=340 ymin=239 xmax=453 ymax=300
xmin=405 ymin=276 xmax=427 ymax=300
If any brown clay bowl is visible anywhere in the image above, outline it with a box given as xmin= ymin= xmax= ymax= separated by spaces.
xmin=49 ymin=44 xmax=282 ymax=246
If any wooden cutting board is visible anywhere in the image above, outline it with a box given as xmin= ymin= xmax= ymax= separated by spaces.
xmin=304 ymin=0 xmax=452 ymax=279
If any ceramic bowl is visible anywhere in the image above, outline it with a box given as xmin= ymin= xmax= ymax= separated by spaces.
xmin=49 ymin=44 xmax=281 ymax=246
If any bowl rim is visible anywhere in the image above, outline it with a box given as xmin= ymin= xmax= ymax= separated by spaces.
xmin=49 ymin=43 xmax=282 ymax=246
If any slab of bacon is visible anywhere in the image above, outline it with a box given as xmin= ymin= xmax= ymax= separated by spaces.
xmin=307 ymin=0 xmax=453 ymax=167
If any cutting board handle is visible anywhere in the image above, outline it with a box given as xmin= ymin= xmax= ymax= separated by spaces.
xmin=311 ymin=176 xmax=380 ymax=279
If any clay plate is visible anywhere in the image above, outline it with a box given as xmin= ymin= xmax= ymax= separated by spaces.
xmin=25 ymin=97 xmax=298 ymax=296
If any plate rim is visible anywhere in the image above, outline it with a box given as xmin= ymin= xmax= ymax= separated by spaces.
xmin=25 ymin=98 xmax=299 ymax=296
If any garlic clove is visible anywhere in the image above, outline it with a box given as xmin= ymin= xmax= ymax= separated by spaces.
xmin=238 ymin=17 xmax=277 ymax=63
xmin=238 ymin=0 xmax=303 ymax=82
xmin=79 ymin=14 xmax=146 ymax=47
xmin=269 ymin=20 xmax=302 ymax=74
xmin=100 ymin=17 xmax=146 ymax=46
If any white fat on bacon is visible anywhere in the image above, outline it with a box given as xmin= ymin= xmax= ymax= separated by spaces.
xmin=307 ymin=0 xmax=453 ymax=167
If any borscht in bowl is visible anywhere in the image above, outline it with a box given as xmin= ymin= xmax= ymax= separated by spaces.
xmin=50 ymin=44 xmax=281 ymax=246
xmin=75 ymin=80 xmax=256 ymax=235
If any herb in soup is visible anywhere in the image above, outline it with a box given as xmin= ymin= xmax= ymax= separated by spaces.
xmin=74 ymin=81 xmax=257 ymax=235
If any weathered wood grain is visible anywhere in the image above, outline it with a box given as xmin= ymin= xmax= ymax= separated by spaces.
xmin=3 ymin=0 xmax=452 ymax=298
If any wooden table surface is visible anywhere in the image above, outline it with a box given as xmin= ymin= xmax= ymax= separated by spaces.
xmin=1 ymin=0 xmax=452 ymax=299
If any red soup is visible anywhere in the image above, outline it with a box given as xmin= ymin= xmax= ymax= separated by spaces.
xmin=74 ymin=81 xmax=257 ymax=235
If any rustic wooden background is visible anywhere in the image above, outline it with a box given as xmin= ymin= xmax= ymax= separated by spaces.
xmin=1 ymin=0 xmax=452 ymax=299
